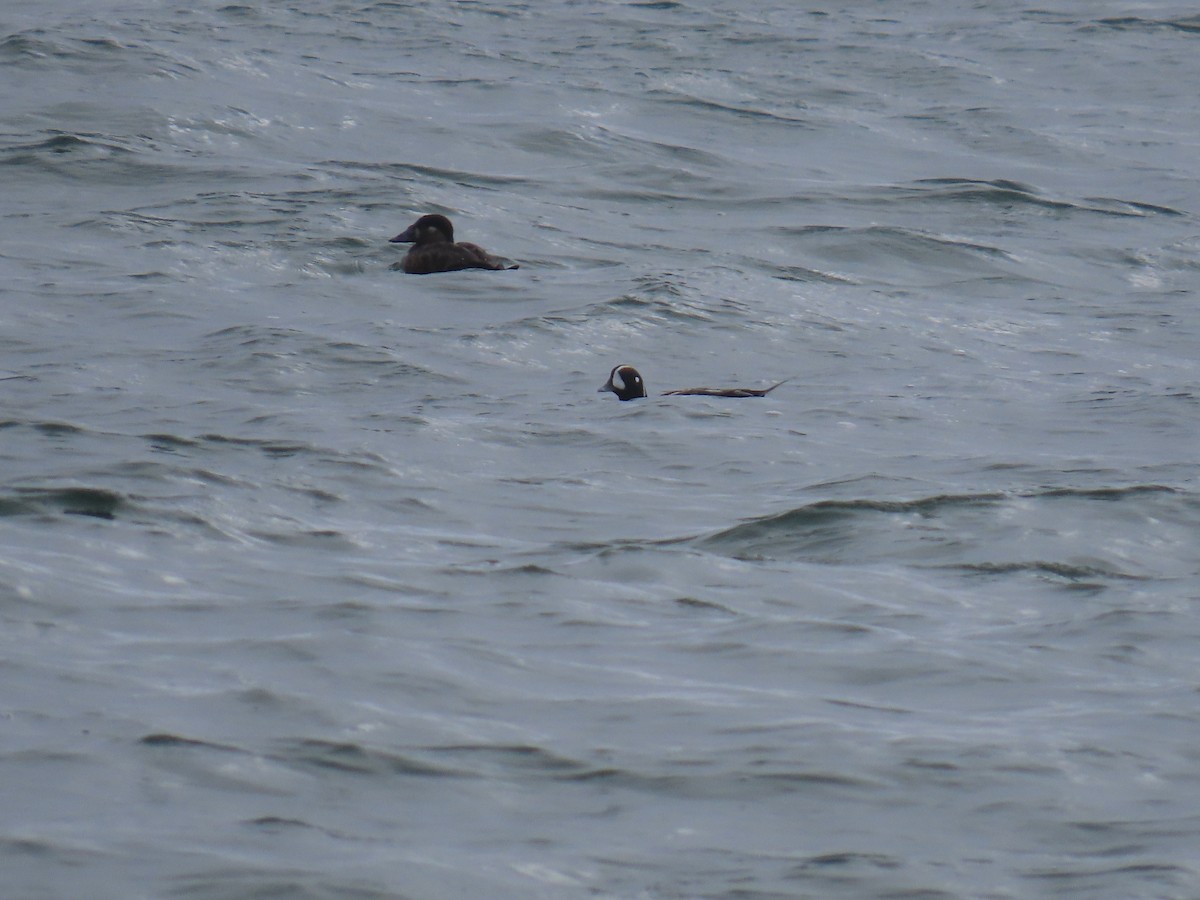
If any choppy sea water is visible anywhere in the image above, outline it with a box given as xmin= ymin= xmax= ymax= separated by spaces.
xmin=2 ymin=2 xmax=1199 ymax=898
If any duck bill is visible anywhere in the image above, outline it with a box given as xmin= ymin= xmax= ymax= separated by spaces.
xmin=598 ymin=378 xmax=615 ymax=394
xmin=389 ymin=225 xmax=417 ymax=243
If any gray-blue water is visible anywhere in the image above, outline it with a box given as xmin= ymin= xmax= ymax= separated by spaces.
xmin=3 ymin=2 xmax=1199 ymax=897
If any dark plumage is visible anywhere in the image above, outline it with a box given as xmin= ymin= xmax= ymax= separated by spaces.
xmin=663 ymin=384 xmax=788 ymax=398
xmin=599 ymin=365 xmax=788 ymax=401
xmin=599 ymin=364 xmax=648 ymax=401
xmin=389 ymin=214 xmax=518 ymax=275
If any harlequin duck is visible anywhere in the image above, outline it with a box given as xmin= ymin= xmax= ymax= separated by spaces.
xmin=599 ymin=364 xmax=648 ymax=400
xmin=389 ymin=214 xmax=518 ymax=274
xmin=599 ymin=364 xmax=788 ymax=401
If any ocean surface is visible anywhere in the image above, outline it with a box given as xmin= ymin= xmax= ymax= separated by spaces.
xmin=2 ymin=1 xmax=1199 ymax=898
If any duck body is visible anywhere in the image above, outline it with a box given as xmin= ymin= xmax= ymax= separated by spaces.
xmin=389 ymin=214 xmax=518 ymax=274
xmin=599 ymin=365 xmax=787 ymax=401
xmin=662 ymin=383 xmax=788 ymax=398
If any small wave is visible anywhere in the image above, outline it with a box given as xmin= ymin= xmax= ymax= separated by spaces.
xmin=779 ymin=222 xmax=1013 ymax=258
xmin=142 ymin=432 xmax=202 ymax=452
xmin=522 ymin=275 xmax=760 ymax=332
xmin=0 ymin=32 xmax=140 ymax=66
xmin=0 ymin=834 xmax=104 ymax=865
xmin=24 ymin=420 xmax=91 ymax=437
xmin=1093 ymin=16 xmax=1200 ymax=35
xmin=793 ymin=851 xmax=902 ymax=872
xmin=647 ymin=74 xmax=810 ymax=126
xmin=0 ymin=132 xmax=134 ymax=166
xmin=243 ymin=816 xmax=314 ymax=831
xmin=956 ymin=560 xmax=1140 ymax=583
xmin=768 ymin=262 xmax=860 ymax=285
xmin=1036 ymin=485 xmax=1178 ymax=502
xmin=655 ymin=93 xmax=810 ymax=126
xmin=246 ymin=527 xmax=358 ymax=550
xmin=197 ymin=433 xmax=317 ymax=459
xmin=902 ymin=178 xmax=1184 ymax=218
xmin=140 ymin=733 xmax=240 ymax=752
xmin=0 ymin=486 xmax=123 ymax=520
xmin=561 ymin=765 xmax=877 ymax=798
xmin=275 ymin=738 xmax=463 ymax=778
xmin=606 ymin=292 xmax=718 ymax=325
xmin=768 ymin=222 xmax=1026 ymax=287
xmin=0 ymin=33 xmax=60 ymax=61
xmin=689 ymin=486 xmax=1194 ymax=582
xmin=327 ymin=159 xmax=533 ymax=190
xmin=0 ymin=130 xmax=200 ymax=185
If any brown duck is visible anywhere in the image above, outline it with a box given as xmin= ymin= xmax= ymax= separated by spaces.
xmin=389 ymin=214 xmax=518 ymax=274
